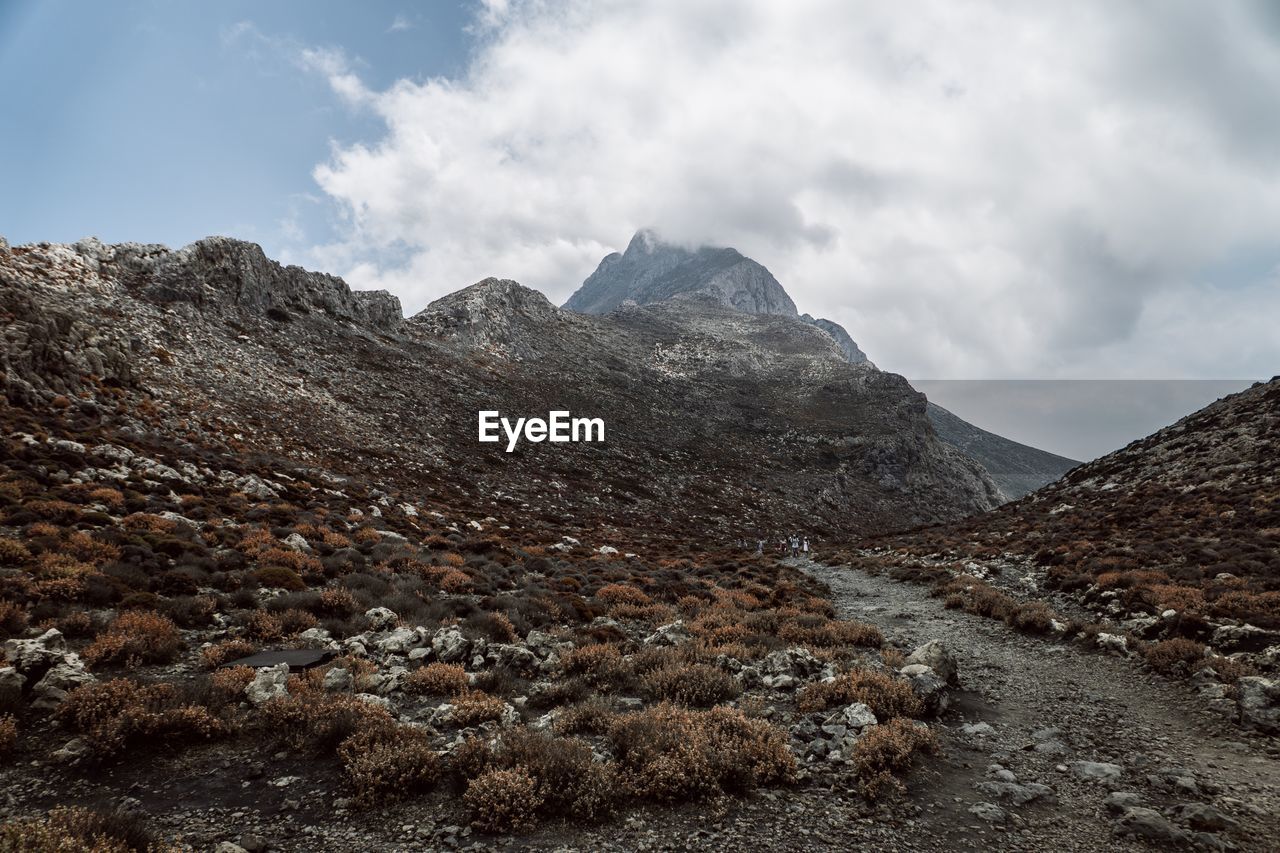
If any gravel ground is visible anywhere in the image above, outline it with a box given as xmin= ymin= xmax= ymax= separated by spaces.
xmin=4 ymin=558 xmax=1276 ymax=851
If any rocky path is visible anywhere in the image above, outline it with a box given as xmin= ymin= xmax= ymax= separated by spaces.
xmin=798 ymin=559 xmax=1280 ymax=852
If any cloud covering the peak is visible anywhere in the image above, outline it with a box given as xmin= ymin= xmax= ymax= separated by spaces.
xmin=303 ymin=0 xmax=1280 ymax=379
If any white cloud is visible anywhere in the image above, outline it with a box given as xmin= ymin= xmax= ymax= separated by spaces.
xmin=302 ymin=0 xmax=1280 ymax=379
xmin=388 ymin=14 xmax=413 ymax=33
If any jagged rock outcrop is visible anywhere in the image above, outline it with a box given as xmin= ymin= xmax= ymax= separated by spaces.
xmin=800 ymin=314 xmax=869 ymax=365
xmin=137 ymin=237 xmax=402 ymax=332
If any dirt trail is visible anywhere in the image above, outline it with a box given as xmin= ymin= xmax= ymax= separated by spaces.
xmin=799 ymin=558 xmax=1280 ymax=852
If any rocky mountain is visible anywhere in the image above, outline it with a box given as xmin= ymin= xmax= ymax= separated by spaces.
xmin=565 ymin=229 xmax=870 ymax=363
xmin=0 ymin=236 xmax=1002 ymax=539
xmin=565 ymin=230 xmax=1095 ymax=498
xmin=925 ymin=402 xmax=1078 ymax=499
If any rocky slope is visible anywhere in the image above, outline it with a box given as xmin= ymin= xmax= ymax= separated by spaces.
xmin=850 ymin=378 xmax=1280 ymax=734
xmin=0 ymin=235 xmax=1001 ymax=541
xmin=925 ymin=402 xmax=1079 ymax=499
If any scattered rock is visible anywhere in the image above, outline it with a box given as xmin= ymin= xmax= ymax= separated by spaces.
xmin=1235 ymin=676 xmax=1279 ymax=734
xmin=975 ymin=781 xmax=1056 ymax=806
xmin=1173 ymin=802 xmax=1238 ymax=832
xmin=1070 ymin=761 xmax=1123 ymax=783
xmin=968 ymin=802 xmax=1008 ymax=824
xmin=364 ymin=607 xmax=399 ymax=631
xmin=643 ymin=621 xmax=691 ymax=647
xmin=1103 ymin=791 xmax=1142 ymax=814
xmin=1113 ymin=807 xmax=1189 ymax=843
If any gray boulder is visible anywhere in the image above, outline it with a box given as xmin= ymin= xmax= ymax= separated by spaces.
xmin=643 ymin=621 xmax=691 ymax=647
xmin=900 ymin=664 xmax=949 ymax=715
xmin=30 ymin=656 xmax=94 ymax=712
xmin=1070 ymin=761 xmax=1123 ymax=783
xmin=0 ymin=667 xmax=24 ymax=708
xmin=3 ymin=629 xmax=68 ymax=674
xmin=1113 ymin=807 xmax=1189 ymax=843
xmin=432 ymin=627 xmax=471 ymax=663
xmin=246 ymin=663 xmax=291 ymax=706
xmin=905 ymin=640 xmax=958 ymax=686
xmin=1236 ymin=676 xmax=1280 ymax=733
xmin=364 ymin=607 xmax=399 ymax=631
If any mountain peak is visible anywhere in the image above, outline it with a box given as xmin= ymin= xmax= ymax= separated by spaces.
xmin=565 ymin=229 xmax=795 ymax=317
xmin=565 ymin=231 xmax=874 ymax=366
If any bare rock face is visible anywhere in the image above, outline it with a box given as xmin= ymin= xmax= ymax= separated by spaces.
xmin=799 ymin=314 xmax=869 ymax=365
xmin=565 ymin=229 xmax=798 ymax=317
xmin=409 ymin=278 xmax=568 ymax=359
xmin=139 ymin=237 xmax=403 ymax=332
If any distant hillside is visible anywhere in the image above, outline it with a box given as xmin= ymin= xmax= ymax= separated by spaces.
xmin=925 ymin=402 xmax=1078 ymax=498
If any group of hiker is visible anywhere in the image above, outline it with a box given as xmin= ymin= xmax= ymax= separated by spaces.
xmin=739 ymin=535 xmax=810 ymax=558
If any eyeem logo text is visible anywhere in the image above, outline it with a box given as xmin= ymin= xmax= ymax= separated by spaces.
xmin=478 ymin=410 xmax=605 ymax=452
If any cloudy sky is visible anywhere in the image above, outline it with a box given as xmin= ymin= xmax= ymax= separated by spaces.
xmin=3 ymin=1 xmax=1276 ymax=401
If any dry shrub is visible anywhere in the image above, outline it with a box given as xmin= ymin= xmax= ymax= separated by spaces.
xmin=321 ymin=529 xmax=353 ymax=548
xmin=497 ymin=728 xmax=618 ymax=822
xmin=351 ymin=526 xmax=382 ymax=544
xmin=779 ymin=618 xmax=882 ymax=648
xmin=237 ymin=527 xmax=276 ymax=554
xmin=317 ymin=587 xmax=358 ymax=616
xmin=851 ymin=718 xmax=939 ymax=800
xmin=0 ymin=537 xmax=33 ymax=565
xmin=560 ymin=643 xmax=630 ymax=691
xmin=881 ymin=648 xmax=907 ymax=669
xmin=596 ymin=583 xmax=652 ymax=607
xmin=63 ymin=531 xmax=121 ymax=566
xmin=259 ymin=548 xmax=323 ymax=576
xmin=1007 ymin=601 xmax=1057 ymax=634
xmin=260 ymin=693 xmax=394 ymax=754
xmin=452 ymin=691 xmax=508 ymax=727
xmin=608 ymin=703 xmax=795 ymax=803
xmin=0 ymin=806 xmax=165 ymax=853
xmin=440 ymin=569 xmax=473 ymax=593
xmin=1141 ymin=638 xmax=1206 ymax=675
xmin=252 ymin=565 xmax=306 ymax=591
xmin=405 ymin=662 xmax=469 ymax=696
xmin=449 ymin=735 xmax=496 ymax=782
xmin=477 ymin=611 xmax=518 ymax=643
xmin=209 ymin=666 xmax=255 ymax=703
xmin=0 ymin=714 xmax=16 ymax=756
xmin=57 ymin=679 xmax=227 ymax=757
xmin=83 ymin=611 xmax=182 ymax=667
xmin=338 ymin=723 xmax=442 ymax=807
xmin=201 ymin=639 xmax=256 ymax=669
xmin=608 ymin=602 xmax=676 ymax=624
xmin=245 ymin=608 xmax=317 ymax=640
xmin=87 ymin=487 xmax=125 ymax=508
xmin=465 ymin=767 xmax=542 ymax=834
xmin=796 ymin=668 xmax=922 ymax=719
xmin=0 ymin=601 xmax=29 ymax=638
xmin=122 ymin=512 xmax=176 ymax=534
xmin=23 ymin=499 xmax=81 ymax=522
xmin=34 ymin=553 xmax=94 ymax=579
xmin=439 ymin=551 xmax=466 ymax=567
xmin=640 ymin=663 xmax=740 ymax=707
xmin=554 ymin=697 xmax=619 ymax=736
